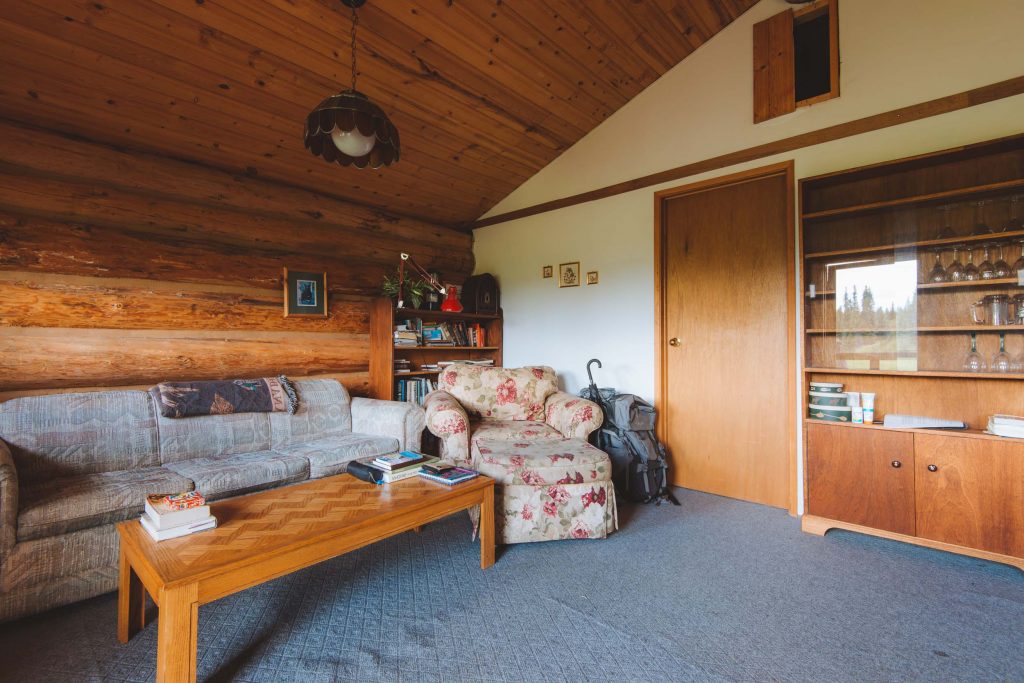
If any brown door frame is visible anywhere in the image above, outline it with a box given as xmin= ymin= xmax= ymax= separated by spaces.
xmin=653 ymin=160 xmax=798 ymax=515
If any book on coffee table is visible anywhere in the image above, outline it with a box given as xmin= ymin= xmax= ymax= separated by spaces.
xmin=355 ymin=455 xmax=440 ymax=483
xmin=139 ymin=514 xmax=217 ymax=541
xmin=418 ymin=467 xmax=479 ymax=486
xmin=373 ymin=451 xmax=429 ymax=471
xmin=145 ymin=493 xmax=211 ymax=530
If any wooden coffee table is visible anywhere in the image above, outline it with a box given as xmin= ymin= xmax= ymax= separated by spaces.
xmin=116 ymin=473 xmax=495 ymax=683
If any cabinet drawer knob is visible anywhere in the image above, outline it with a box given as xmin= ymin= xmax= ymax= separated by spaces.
xmin=927 ymin=464 xmax=938 ymax=472
xmin=891 ymin=460 xmax=901 ymax=468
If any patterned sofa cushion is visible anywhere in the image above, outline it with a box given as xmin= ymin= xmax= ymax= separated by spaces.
xmin=438 ymin=366 xmax=558 ymax=421
xmin=470 ymin=420 xmax=563 ymax=443
xmin=162 ymin=451 xmax=309 ymax=501
xmin=472 ymin=438 xmax=612 ymax=487
xmin=0 ymin=391 xmax=159 ymax=483
xmin=155 ymin=410 xmax=271 ymax=465
xmin=16 ymin=467 xmax=194 ymax=542
xmin=275 ymin=433 xmax=399 ymax=478
xmin=270 ymin=379 xmax=352 ymax=448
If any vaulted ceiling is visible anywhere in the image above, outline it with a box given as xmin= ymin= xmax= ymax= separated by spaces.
xmin=0 ymin=0 xmax=756 ymax=228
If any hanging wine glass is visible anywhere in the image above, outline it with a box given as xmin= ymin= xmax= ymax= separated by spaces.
xmin=963 ymin=246 xmax=981 ymax=281
xmin=971 ymin=200 xmax=993 ymax=236
xmin=946 ymin=245 xmax=965 ymax=281
xmin=926 ymin=249 xmax=947 ymax=283
xmin=963 ymin=332 xmax=987 ymax=372
xmin=1003 ymin=195 xmax=1022 ymax=232
xmin=993 ymin=244 xmax=1012 ymax=279
xmin=977 ymin=244 xmax=996 ymax=280
xmin=991 ymin=333 xmax=1012 ymax=373
xmin=934 ymin=204 xmax=955 ymax=240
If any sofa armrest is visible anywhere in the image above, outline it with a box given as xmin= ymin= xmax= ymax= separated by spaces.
xmin=0 ymin=439 xmax=17 ymax=561
xmin=544 ymin=392 xmax=603 ymax=439
xmin=350 ymin=398 xmax=426 ymax=452
xmin=423 ymin=391 xmax=471 ymax=467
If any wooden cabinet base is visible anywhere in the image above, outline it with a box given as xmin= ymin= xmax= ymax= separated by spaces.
xmin=802 ymin=514 xmax=1024 ymax=571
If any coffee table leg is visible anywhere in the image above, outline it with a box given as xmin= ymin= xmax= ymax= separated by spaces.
xmin=117 ymin=546 xmax=145 ymax=643
xmin=479 ymin=484 xmax=495 ymax=569
xmin=156 ymin=583 xmax=199 ymax=683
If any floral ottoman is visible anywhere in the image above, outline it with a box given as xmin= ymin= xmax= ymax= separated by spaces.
xmin=473 ymin=437 xmax=618 ymax=544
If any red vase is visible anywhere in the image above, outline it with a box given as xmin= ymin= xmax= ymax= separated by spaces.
xmin=441 ymin=285 xmax=463 ymax=312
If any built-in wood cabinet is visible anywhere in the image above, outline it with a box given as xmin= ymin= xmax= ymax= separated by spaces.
xmin=914 ymin=434 xmax=1024 ymax=558
xmin=804 ymin=423 xmax=1024 ymax=569
xmin=801 ymin=135 xmax=1024 ymax=571
xmin=806 ymin=423 xmax=915 ymax=535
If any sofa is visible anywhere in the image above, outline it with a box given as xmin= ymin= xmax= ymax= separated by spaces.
xmin=423 ymin=365 xmax=617 ymax=544
xmin=0 ymin=379 xmax=424 ymax=623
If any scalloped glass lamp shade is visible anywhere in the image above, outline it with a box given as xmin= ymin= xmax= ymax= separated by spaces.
xmin=303 ymin=90 xmax=400 ymax=169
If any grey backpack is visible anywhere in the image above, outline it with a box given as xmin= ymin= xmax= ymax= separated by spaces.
xmin=580 ymin=388 xmax=679 ymax=505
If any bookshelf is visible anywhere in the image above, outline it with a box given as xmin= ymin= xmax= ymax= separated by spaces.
xmin=800 ymin=133 xmax=1024 ymax=570
xmin=369 ymin=297 xmax=503 ymax=402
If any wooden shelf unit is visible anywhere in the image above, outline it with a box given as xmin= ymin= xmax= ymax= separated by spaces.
xmin=369 ymin=298 xmax=503 ymax=401
xmin=800 ymin=134 xmax=1024 ymax=571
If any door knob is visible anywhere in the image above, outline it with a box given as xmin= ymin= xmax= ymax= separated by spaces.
xmin=668 ymin=337 xmax=681 ymax=347
xmin=891 ymin=460 xmax=901 ymax=468
xmin=927 ymin=464 xmax=938 ymax=472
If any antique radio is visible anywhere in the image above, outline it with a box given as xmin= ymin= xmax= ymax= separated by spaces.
xmin=460 ymin=273 xmax=500 ymax=314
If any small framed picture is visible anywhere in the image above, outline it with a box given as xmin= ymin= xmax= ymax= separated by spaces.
xmin=558 ymin=262 xmax=580 ymax=288
xmin=542 ymin=265 xmax=553 ymax=279
xmin=586 ymin=271 xmax=599 ymax=285
xmin=283 ymin=268 xmax=327 ymax=318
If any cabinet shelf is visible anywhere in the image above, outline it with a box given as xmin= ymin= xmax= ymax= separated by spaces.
xmin=393 ymin=370 xmax=441 ymax=377
xmin=805 ymin=367 xmax=1024 ymax=380
xmin=804 ymin=229 xmax=1024 ymax=260
xmin=807 ymin=277 xmax=1021 ymax=297
xmin=805 ymin=418 xmax=1012 ymax=442
xmin=393 ymin=307 xmax=501 ymax=321
xmin=802 ymin=178 xmax=1024 ymax=222
xmin=806 ymin=326 xmax=1023 ymax=334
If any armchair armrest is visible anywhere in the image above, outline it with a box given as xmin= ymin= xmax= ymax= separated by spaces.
xmin=350 ymin=398 xmax=425 ymax=451
xmin=423 ymin=391 xmax=471 ymax=467
xmin=544 ymin=392 xmax=603 ymax=439
xmin=0 ymin=439 xmax=17 ymax=561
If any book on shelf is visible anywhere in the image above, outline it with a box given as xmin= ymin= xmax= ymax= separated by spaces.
xmin=395 ymin=377 xmax=436 ymax=405
xmin=374 ymin=451 xmax=430 ymax=470
xmin=398 ymin=319 xmax=489 ymax=348
xmin=987 ymin=414 xmax=1024 ymax=439
xmin=418 ymin=467 xmax=480 ymax=486
xmin=140 ymin=514 xmax=217 ymax=542
xmin=437 ymin=359 xmax=494 ymax=368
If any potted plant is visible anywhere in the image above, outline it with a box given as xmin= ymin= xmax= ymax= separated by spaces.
xmin=381 ymin=269 xmax=429 ymax=309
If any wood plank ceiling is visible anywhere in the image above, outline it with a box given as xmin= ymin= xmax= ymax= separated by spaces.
xmin=0 ymin=0 xmax=755 ymax=229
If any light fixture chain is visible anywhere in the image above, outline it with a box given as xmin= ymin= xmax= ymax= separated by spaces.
xmin=350 ymin=4 xmax=359 ymax=91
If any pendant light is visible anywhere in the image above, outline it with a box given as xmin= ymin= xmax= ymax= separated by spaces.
xmin=303 ymin=0 xmax=400 ymax=169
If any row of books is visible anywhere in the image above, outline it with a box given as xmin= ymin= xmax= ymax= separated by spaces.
xmin=349 ymin=451 xmax=480 ymax=486
xmin=140 ymin=491 xmax=217 ymax=542
xmin=396 ymin=377 xmax=436 ymax=405
xmin=393 ymin=318 xmax=488 ymax=348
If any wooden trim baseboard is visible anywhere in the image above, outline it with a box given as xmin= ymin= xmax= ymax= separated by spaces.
xmin=473 ymin=75 xmax=1024 ymax=229
xmin=654 ymin=161 xmax=796 ymax=511
xmin=802 ymin=514 xmax=1024 ymax=571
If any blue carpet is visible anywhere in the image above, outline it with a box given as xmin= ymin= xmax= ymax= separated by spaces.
xmin=0 ymin=489 xmax=1021 ymax=682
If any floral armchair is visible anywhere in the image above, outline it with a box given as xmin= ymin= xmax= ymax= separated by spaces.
xmin=424 ymin=365 xmax=615 ymax=544
xmin=423 ymin=365 xmax=601 ymax=467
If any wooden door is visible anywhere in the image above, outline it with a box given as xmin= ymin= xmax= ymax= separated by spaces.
xmin=915 ymin=434 xmax=1024 ymax=558
xmin=805 ymin=423 xmax=916 ymax=535
xmin=657 ymin=164 xmax=794 ymax=509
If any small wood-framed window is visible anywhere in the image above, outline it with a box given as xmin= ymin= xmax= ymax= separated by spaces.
xmin=753 ymin=0 xmax=839 ymax=123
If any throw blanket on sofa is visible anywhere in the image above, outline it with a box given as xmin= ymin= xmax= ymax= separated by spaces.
xmin=149 ymin=376 xmax=298 ymax=418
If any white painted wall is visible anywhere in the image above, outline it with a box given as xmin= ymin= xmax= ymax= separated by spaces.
xmin=472 ymin=0 xmax=1024 ymax=508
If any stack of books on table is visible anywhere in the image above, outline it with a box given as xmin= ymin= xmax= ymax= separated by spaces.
xmin=354 ymin=451 xmax=441 ymax=484
xmin=418 ymin=461 xmax=480 ymax=486
xmin=140 ymin=491 xmax=217 ymax=541
xmin=987 ymin=414 xmax=1024 ymax=439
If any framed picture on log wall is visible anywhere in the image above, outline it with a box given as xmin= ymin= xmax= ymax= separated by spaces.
xmin=283 ymin=268 xmax=327 ymax=318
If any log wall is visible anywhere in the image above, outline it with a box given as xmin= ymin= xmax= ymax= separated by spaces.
xmin=0 ymin=120 xmax=474 ymax=400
